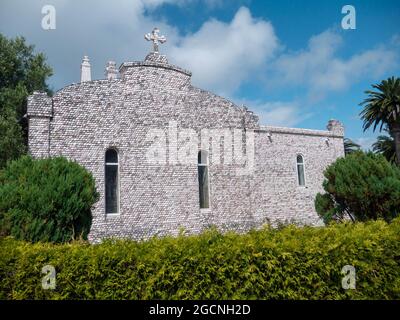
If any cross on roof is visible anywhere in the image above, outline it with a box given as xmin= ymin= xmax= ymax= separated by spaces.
xmin=144 ymin=28 xmax=166 ymax=54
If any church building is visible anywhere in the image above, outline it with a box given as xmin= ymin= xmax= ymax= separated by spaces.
xmin=27 ymin=28 xmax=345 ymax=242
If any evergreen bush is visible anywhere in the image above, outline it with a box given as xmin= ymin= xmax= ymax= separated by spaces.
xmin=0 ymin=156 xmax=99 ymax=243
xmin=315 ymin=151 xmax=400 ymax=223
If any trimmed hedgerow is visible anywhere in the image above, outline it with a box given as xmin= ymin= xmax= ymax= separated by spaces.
xmin=0 ymin=218 xmax=399 ymax=300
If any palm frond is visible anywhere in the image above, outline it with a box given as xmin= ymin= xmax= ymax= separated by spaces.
xmin=344 ymin=138 xmax=361 ymax=155
xmin=372 ymin=134 xmax=396 ymax=163
xmin=359 ymin=76 xmax=400 ymax=133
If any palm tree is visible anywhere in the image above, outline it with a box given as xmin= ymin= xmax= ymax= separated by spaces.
xmin=372 ymin=130 xmax=396 ymax=163
xmin=360 ymin=76 xmax=400 ymax=165
xmin=344 ymin=138 xmax=361 ymax=155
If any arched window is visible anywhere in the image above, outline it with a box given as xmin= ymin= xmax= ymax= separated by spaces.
xmin=198 ymin=150 xmax=210 ymax=209
xmin=105 ymin=149 xmax=119 ymax=214
xmin=296 ymin=154 xmax=305 ymax=186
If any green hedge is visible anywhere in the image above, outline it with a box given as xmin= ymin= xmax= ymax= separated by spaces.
xmin=1 ymin=219 xmax=399 ymax=300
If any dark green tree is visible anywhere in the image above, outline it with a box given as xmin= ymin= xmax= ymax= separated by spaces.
xmin=0 ymin=156 xmax=99 ymax=243
xmin=0 ymin=109 xmax=26 ymax=169
xmin=315 ymin=151 xmax=400 ymax=224
xmin=0 ymin=34 xmax=53 ymax=169
xmin=360 ymin=77 xmax=400 ymax=165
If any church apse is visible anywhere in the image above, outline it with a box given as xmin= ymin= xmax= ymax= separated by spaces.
xmin=26 ymin=28 xmax=345 ymax=242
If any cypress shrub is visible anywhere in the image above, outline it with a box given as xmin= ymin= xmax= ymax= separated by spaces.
xmin=0 ymin=156 xmax=99 ymax=243
xmin=315 ymin=151 xmax=400 ymax=223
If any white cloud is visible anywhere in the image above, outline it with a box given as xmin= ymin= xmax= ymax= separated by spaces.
xmin=238 ymin=100 xmax=312 ymax=127
xmin=141 ymin=0 xmax=186 ymax=9
xmin=270 ymin=29 xmax=398 ymax=101
xmin=0 ymin=2 xmax=278 ymax=96
xmin=0 ymin=1 xmax=398 ymax=129
xmin=354 ymin=137 xmax=376 ymax=151
xmin=391 ymin=34 xmax=400 ymax=47
xmin=168 ymin=7 xmax=279 ymax=95
xmin=273 ymin=30 xmax=342 ymax=85
xmin=142 ymin=0 xmax=223 ymax=10
xmin=0 ymin=0 xmax=184 ymax=89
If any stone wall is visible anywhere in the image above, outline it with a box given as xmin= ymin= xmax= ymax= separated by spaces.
xmin=27 ymin=54 xmax=344 ymax=242
xmin=253 ymin=126 xmax=344 ymax=226
xmin=27 ymin=92 xmax=52 ymax=158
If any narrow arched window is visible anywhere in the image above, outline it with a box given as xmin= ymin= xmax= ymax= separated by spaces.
xmin=296 ymin=155 xmax=305 ymax=186
xmin=198 ymin=150 xmax=210 ymax=209
xmin=105 ymin=149 xmax=119 ymax=214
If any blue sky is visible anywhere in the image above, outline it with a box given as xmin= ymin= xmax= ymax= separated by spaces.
xmin=0 ymin=0 xmax=399 ymax=149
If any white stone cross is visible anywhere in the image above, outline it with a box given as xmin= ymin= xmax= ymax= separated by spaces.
xmin=144 ymin=28 xmax=166 ymax=54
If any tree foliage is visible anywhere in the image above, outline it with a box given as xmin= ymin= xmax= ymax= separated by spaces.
xmin=0 ymin=156 xmax=99 ymax=243
xmin=0 ymin=34 xmax=53 ymax=169
xmin=360 ymin=76 xmax=400 ymax=164
xmin=0 ymin=108 xmax=26 ymax=169
xmin=315 ymin=151 xmax=400 ymax=223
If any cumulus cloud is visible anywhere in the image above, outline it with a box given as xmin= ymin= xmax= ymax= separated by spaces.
xmin=137 ymin=0 xmax=223 ymax=13
xmin=143 ymin=0 xmax=224 ymax=9
xmin=141 ymin=0 xmax=186 ymax=9
xmin=235 ymin=100 xmax=312 ymax=127
xmin=0 ymin=2 xmax=278 ymax=96
xmin=169 ymin=7 xmax=279 ymax=95
xmin=391 ymin=34 xmax=400 ymax=47
xmin=269 ymin=29 xmax=398 ymax=101
xmin=354 ymin=137 xmax=376 ymax=151
xmin=0 ymin=0 xmax=182 ymax=89
xmin=0 ymin=2 xmax=398 ymax=129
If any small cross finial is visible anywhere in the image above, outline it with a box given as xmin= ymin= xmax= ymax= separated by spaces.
xmin=144 ymin=27 xmax=166 ymax=54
